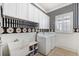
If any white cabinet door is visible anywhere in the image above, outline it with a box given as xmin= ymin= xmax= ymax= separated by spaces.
xmin=16 ymin=3 xmax=29 ymax=20
xmin=28 ymin=4 xmax=39 ymax=23
xmin=39 ymin=11 xmax=49 ymax=29
xmin=43 ymin=14 xmax=47 ymax=29
xmin=45 ymin=15 xmax=49 ymax=29
xmin=20 ymin=3 xmax=28 ymax=20
xmin=33 ymin=6 xmax=39 ymax=23
xmin=28 ymin=4 xmax=34 ymax=22
xmin=39 ymin=11 xmax=43 ymax=29
xmin=16 ymin=3 xmax=21 ymax=19
xmin=3 ymin=3 xmax=29 ymax=20
xmin=42 ymin=13 xmax=46 ymax=29
xmin=3 ymin=3 xmax=17 ymax=17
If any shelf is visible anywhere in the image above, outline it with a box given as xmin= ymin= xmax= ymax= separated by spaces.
xmin=27 ymin=41 xmax=38 ymax=56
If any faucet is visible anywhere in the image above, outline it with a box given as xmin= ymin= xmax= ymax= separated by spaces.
xmin=14 ymin=39 xmax=19 ymax=42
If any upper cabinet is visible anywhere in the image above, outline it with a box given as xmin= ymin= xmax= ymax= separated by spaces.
xmin=44 ymin=15 xmax=49 ymax=29
xmin=33 ymin=5 xmax=39 ymax=23
xmin=28 ymin=4 xmax=49 ymax=29
xmin=16 ymin=3 xmax=29 ymax=20
xmin=3 ymin=3 xmax=29 ymax=20
xmin=42 ymin=13 xmax=49 ymax=29
xmin=2 ymin=3 xmax=49 ymax=29
xmin=28 ymin=4 xmax=34 ymax=22
xmin=38 ymin=10 xmax=49 ymax=29
xmin=28 ymin=4 xmax=39 ymax=23
xmin=3 ymin=3 xmax=17 ymax=18
xmin=39 ymin=11 xmax=43 ymax=29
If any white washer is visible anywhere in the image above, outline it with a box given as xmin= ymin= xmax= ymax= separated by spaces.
xmin=37 ymin=32 xmax=55 ymax=55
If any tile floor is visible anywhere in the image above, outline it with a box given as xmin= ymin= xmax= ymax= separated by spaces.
xmin=36 ymin=47 xmax=77 ymax=56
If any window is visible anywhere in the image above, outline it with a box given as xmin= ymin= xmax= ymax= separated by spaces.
xmin=55 ymin=12 xmax=73 ymax=33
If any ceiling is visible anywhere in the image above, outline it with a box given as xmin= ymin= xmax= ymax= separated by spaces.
xmin=35 ymin=3 xmax=72 ymax=13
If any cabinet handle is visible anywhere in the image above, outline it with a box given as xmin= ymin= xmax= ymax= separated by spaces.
xmin=11 ymin=19 xmax=12 ymax=27
xmin=12 ymin=19 xmax=14 ymax=28
xmin=5 ymin=18 xmax=7 ymax=27
xmin=15 ymin=20 xmax=17 ymax=27
xmin=14 ymin=19 xmax=16 ymax=28
xmin=9 ymin=19 xmax=11 ymax=27
xmin=8 ymin=19 xmax=10 ymax=27
xmin=3 ymin=17 xmax=4 ymax=27
xmin=7 ymin=18 xmax=8 ymax=27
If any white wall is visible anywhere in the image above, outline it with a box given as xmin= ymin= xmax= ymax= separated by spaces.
xmin=55 ymin=33 xmax=79 ymax=54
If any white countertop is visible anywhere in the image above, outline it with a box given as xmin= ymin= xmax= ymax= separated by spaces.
xmin=38 ymin=32 xmax=56 ymax=38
